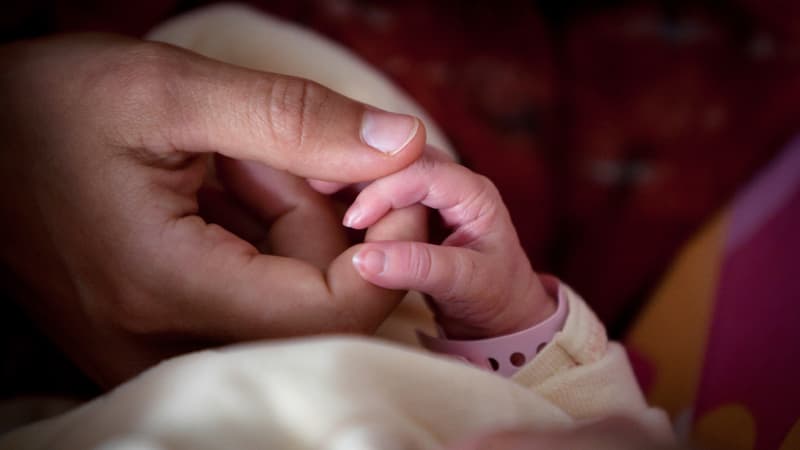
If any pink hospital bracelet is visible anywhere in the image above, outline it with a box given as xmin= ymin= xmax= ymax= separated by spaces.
xmin=416 ymin=275 xmax=568 ymax=377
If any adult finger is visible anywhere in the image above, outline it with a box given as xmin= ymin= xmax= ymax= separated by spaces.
xmin=135 ymin=174 xmax=427 ymax=341
xmin=218 ymin=156 xmax=428 ymax=266
xmin=98 ymin=39 xmax=426 ymax=182
xmin=140 ymin=219 xmax=375 ymax=339
xmin=365 ymin=205 xmax=428 ymax=244
xmin=216 ymin=156 xmax=347 ymax=270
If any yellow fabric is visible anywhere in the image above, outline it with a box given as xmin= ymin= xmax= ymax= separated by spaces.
xmin=693 ymin=404 xmax=756 ymax=450
xmin=779 ymin=419 xmax=800 ymax=450
xmin=625 ymin=211 xmax=728 ymax=418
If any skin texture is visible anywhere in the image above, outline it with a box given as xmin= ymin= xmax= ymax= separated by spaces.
xmin=0 ymin=33 xmax=428 ymax=388
xmin=345 ymin=152 xmax=556 ymax=339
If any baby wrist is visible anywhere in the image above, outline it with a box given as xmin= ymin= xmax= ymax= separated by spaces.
xmin=417 ymin=275 xmax=568 ymax=377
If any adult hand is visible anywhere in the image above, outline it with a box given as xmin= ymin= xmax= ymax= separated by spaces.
xmin=0 ymin=33 xmax=426 ymax=387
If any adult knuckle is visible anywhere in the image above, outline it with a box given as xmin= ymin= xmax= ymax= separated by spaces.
xmin=264 ymin=76 xmax=330 ymax=151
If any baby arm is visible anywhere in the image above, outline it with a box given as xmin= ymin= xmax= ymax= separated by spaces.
xmin=343 ymin=154 xmax=556 ymax=341
xmin=344 ymin=155 xmax=674 ymax=442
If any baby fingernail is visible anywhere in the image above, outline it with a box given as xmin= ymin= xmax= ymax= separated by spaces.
xmin=360 ymin=108 xmax=418 ymax=155
xmin=343 ymin=205 xmax=362 ymax=228
xmin=353 ymin=249 xmax=386 ymax=276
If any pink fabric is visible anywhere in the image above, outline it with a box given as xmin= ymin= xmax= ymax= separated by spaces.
xmin=692 ymin=138 xmax=800 ymax=450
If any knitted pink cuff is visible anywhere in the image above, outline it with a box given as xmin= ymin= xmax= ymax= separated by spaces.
xmin=416 ymin=275 xmax=568 ymax=377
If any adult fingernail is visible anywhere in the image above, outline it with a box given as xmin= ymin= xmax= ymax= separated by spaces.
xmin=361 ymin=108 xmax=418 ymax=155
xmin=353 ymin=249 xmax=386 ymax=276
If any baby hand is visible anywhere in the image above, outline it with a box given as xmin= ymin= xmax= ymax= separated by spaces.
xmin=344 ymin=151 xmax=555 ymax=339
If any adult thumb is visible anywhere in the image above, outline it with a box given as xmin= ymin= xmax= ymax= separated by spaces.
xmin=115 ymin=40 xmax=426 ymax=182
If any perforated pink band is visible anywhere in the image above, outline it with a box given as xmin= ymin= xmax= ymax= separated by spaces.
xmin=416 ymin=275 xmax=568 ymax=377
